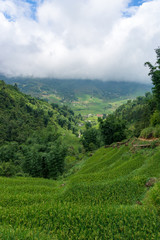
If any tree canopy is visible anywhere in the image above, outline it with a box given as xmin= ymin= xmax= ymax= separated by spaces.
xmin=145 ymin=47 xmax=160 ymax=109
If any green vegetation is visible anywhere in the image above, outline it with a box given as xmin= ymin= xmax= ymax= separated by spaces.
xmin=111 ymin=48 xmax=160 ymax=139
xmin=1 ymin=48 xmax=160 ymax=239
xmin=0 ymin=144 xmax=160 ymax=239
xmin=81 ymin=127 xmax=103 ymax=151
xmin=140 ymin=126 xmax=160 ymax=139
xmin=145 ymin=47 xmax=160 ymax=109
xmin=99 ymin=115 xmax=126 ymax=144
xmin=4 ymin=77 xmax=151 ymax=101
xmin=69 ymin=95 xmax=129 ymax=115
xmin=0 ymin=80 xmax=82 ymax=178
xmin=3 ymin=76 xmax=151 ymax=115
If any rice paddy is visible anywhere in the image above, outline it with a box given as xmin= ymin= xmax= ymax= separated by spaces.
xmin=0 ymin=145 xmax=160 ymax=239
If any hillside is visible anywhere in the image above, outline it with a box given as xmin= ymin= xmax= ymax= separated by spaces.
xmin=0 ymin=80 xmax=82 ymax=178
xmin=3 ymin=76 xmax=152 ymax=115
xmin=0 ymin=142 xmax=160 ymax=239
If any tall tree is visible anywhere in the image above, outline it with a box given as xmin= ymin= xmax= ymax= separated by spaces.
xmin=99 ymin=116 xmax=126 ymax=145
xmin=145 ymin=47 xmax=160 ymax=109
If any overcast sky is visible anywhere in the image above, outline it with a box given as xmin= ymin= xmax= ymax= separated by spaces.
xmin=0 ymin=0 xmax=160 ymax=83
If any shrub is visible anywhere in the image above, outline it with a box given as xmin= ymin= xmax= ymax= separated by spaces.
xmin=150 ymin=110 xmax=160 ymax=126
xmin=81 ymin=128 xmax=103 ymax=151
xmin=140 ymin=127 xmax=154 ymax=139
xmin=0 ymin=161 xmax=16 ymax=177
xmin=153 ymin=125 xmax=160 ymax=138
xmin=140 ymin=126 xmax=160 ymax=139
xmin=99 ymin=116 xmax=126 ymax=144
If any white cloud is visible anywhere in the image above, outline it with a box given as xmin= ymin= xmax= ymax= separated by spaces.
xmin=0 ymin=0 xmax=160 ymax=82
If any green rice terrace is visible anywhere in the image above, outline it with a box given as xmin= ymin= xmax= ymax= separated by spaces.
xmin=1 ymin=140 xmax=160 ymax=239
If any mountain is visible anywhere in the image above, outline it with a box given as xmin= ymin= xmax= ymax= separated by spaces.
xmin=3 ymin=76 xmax=151 ymax=100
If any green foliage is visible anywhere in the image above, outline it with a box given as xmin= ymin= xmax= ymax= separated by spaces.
xmin=22 ymin=127 xmax=67 ymax=179
xmin=0 ymin=81 xmax=80 ymax=179
xmin=0 ymin=145 xmax=160 ymax=239
xmin=0 ymin=161 xmax=16 ymax=177
xmin=113 ymin=93 xmax=156 ymax=137
xmin=153 ymin=125 xmax=160 ymax=138
xmin=140 ymin=127 xmax=154 ymax=139
xmin=0 ymin=81 xmax=51 ymax=144
xmin=0 ymin=80 xmax=80 ymax=145
xmin=81 ymin=127 xmax=103 ymax=151
xmin=99 ymin=115 xmax=126 ymax=144
xmin=145 ymin=47 xmax=160 ymax=109
xmin=85 ymin=121 xmax=92 ymax=129
xmin=150 ymin=110 xmax=160 ymax=126
xmin=145 ymin=182 xmax=160 ymax=214
xmin=140 ymin=125 xmax=160 ymax=139
xmin=51 ymin=103 xmax=80 ymax=134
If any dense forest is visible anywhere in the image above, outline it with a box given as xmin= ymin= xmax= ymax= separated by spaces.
xmin=0 ymin=80 xmax=82 ymax=178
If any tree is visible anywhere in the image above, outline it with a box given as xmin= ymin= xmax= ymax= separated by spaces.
xmin=22 ymin=127 xmax=67 ymax=179
xmin=99 ymin=115 xmax=126 ymax=145
xmin=81 ymin=128 xmax=103 ymax=151
xmin=145 ymin=47 xmax=160 ymax=109
xmin=85 ymin=121 xmax=92 ymax=129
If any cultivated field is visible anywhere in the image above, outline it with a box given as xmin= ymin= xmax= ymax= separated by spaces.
xmin=0 ymin=145 xmax=160 ymax=239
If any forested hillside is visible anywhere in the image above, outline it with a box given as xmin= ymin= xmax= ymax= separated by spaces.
xmin=3 ymin=77 xmax=151 ymax=101
xmin=0 ymin=80 xmax=82 ymax=178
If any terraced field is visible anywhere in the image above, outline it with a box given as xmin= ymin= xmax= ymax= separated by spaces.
xmin=0 ymin=145 xmax=160 ymax=239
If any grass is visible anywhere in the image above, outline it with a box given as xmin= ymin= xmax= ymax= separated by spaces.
xmin=70 ymin=96 xmax=129 ymax=115
xmin=0 ymin=145 xmax=160 ymax=239
xmin=44 ymin=93 xmax=130 ymax=115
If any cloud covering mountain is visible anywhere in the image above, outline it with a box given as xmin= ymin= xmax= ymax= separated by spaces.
xmin=0 ymin=0 xmax=160 ymax=82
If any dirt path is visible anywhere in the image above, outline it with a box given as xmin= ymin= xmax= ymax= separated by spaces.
xmin=138 ymin=138 xmax=159 ymax=142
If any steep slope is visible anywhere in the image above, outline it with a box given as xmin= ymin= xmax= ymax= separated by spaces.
xmin=0 ymin=80 xmax=82 ymax=178
xmin=0 ymin=80 xmax=81 ymax=143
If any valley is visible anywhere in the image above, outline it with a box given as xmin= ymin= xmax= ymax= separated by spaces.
xmin=3 ymin=76 xmax=151 ymax=115
xmin=0 ymin=75 xmax=160 ymax=239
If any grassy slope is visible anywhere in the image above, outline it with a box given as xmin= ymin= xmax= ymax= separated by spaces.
xmin=68 ymin=95 xmax=129 ymax=115
xmin=0 ymin=145 xmax=160 ymax=239
xmin=41 ymin=92 xmax=130 ymax=115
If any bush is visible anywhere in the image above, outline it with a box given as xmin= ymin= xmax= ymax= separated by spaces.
xmin=153 ymin=125 xmax=160 ymax=138
xmin=99 ymin=116 xmax=126 ymax=145
xmin=150 ymin=110 xmax=160 ymax=126
xmin=81 ymin=128 xmax=103 ymax=151
xmin=140 ymin=127 xmax=154 ymax=139
xmin=0 ymin=161 xmax=16 ymax=177
xmin=140 ymin=126 xmax=160 ymax=139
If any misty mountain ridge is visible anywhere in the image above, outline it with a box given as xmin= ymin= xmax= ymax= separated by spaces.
xmin=1 ymin=75 xmax=152 ymax=102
